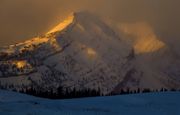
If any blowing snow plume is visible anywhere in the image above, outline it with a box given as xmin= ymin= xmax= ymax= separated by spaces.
xmin=119 ymin=22 xmax=165 ymax=54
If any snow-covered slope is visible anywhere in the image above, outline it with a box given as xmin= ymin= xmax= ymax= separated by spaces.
xmin=0 ymin=11 xmax=180 ymax=95
xmin=112 ymin=22 xmax=180 ymax=93
xmin=0 ymin=11 xmax=131 ymax=94
xmin=0 ymin=90 xmax=180 ymax=115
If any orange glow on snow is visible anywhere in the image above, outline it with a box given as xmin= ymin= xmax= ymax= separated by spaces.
xmin=47 ymin=14 xmax=74 ymax=34
xmin=16 ymin=61 xmax=27 ymax=68
xmin=134 ymin=37 xmax=165 ymax=54
xmin=87 ymin=48 xmax=96 ymax=57
xmin=120 ymin=22 xmax=165 ymax=54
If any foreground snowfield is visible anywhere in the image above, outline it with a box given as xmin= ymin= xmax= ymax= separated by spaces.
xmin=0 ymin=90 xmax=180 ymax=115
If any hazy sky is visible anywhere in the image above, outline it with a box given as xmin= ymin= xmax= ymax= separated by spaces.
xmin=0 ymin=0 xmax=180 ymax=47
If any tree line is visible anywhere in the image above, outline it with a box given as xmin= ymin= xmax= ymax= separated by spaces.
xmin=109 ymin=88 xmax=179 ymax=96
xmin=0 ymin=82 xmax=179 ymax=99
xmin=19 ymin=86 xmax=101 ymax=99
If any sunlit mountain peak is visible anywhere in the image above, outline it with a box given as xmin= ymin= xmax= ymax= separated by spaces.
xmin=47 ymin=13 xmax=75 ymax=34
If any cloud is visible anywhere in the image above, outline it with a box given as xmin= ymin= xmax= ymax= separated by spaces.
xmin=118 ymin=22 xmax=165 ymax=54
xmin=0 ymin=0 xmax=179 ymax=51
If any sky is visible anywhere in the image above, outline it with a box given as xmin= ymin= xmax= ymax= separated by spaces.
xmin=0 ymin=0 xmax=180 ymax=49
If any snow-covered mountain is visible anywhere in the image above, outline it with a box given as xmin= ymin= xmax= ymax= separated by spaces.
xmin=0 ymin=11 xmax=180 ymax=95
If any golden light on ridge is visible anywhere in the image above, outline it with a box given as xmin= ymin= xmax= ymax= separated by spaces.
xmin=47 ymin=14 xmax=74 ymax=34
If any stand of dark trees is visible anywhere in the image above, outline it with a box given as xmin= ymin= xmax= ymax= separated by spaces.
xmin=17 ymin=87 xmax=180 ymax=99
xmin=109 ymin=88 xmax=176 ymax=96
xmin=19 ymin=86 xmax=101 ymax=99
xmin=0 ymin=82 xmax=179 ymax=99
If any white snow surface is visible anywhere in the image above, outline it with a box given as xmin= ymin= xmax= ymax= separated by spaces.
xmin=0 ymin=90 xmax=180 ymax=115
